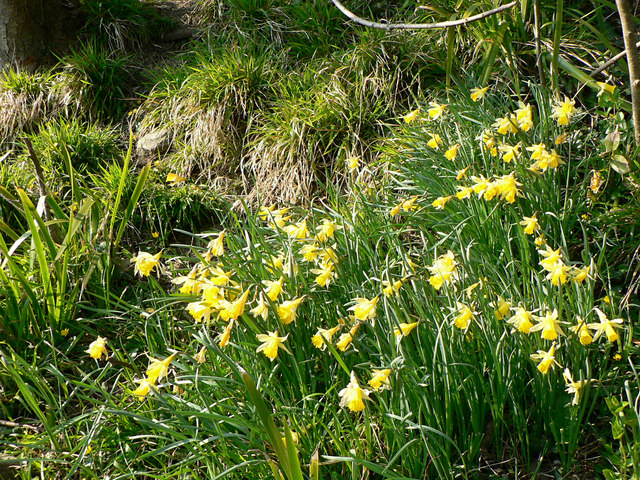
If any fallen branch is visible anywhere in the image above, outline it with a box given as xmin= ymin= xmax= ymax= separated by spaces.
xmin=329 ymin=0 xmax=517 ymax=31
xmin=590 ymin=40 xmax=640 ymax=78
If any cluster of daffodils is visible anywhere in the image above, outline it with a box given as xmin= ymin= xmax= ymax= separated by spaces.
xmin=537 ymin=244 xmax=591 ymax=286
xmin=432 ymin=171 xmax=522 ymax=209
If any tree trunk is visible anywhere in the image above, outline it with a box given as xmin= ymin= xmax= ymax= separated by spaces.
xmin=0 ymin=0 xmax=81 ymax=70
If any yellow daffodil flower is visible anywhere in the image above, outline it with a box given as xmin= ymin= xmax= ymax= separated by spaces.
xmin=551 ymin=96 xmax=577 ymax=126
xmin=530 ymin=309 xmax=565 ymax=341
xmin=131 ymin=251 xmax=161 ymax=277
xmin=132 ymin=378 xmax=154 ymax=400
xmin=445 ymin=144 xmax=460 ymax=161
xmin=428 ymin=102 xmax=447 ymax=120
xmin=453 ymin=303 xmax=475 ymax=330
xmin=277 ymin=296 xmax=305 ymax=324
xmin=427 ymin=133 xmax=443 ymax=150
xmin=166 ymin=173 xmax=187 ymax=183
xmin=432 ymin=195 xmax=452 ymax=210
xmin=336 ymin=324 xmax=360 ymax=351
xmin=493 ymin=296 xmax=511 ymax=320
xmin=596 ymin=82 xmax=616 ymax=97
xmin=394 ymin=321 xmax=419 ymax=338
xmin=563 ymin=368 xmax=591 ymax=405
xmin=349 ymin=296 xmax=379 ymax=322
xmin=588 ymin=307 xmax=623 ymax=343
xmin=520 ymin=215 xmax=539 ymax=235
xmin=346 ymin=156 xmax=360 ymax=172
xmin=86 ymin=336 xmax=108 ymax=360
xmin=256 ymin=331 xmax=291 ymax=361
xmin=570 ymin=318 xmax=593 ymax=345
xmin=219 ymin=289 xmax=251 ymax=321
xmin=339 ymin=371 xmax=370 ymax=412
xmin=218 ymin=319 xmax=234 ymax=347
xmin=312 ymin=325 xmax=341 ymax=350
xmin=498 ymin=142 xmax=521 ymax=163
xmin=316 ymin=219 xmax=342 ymax=242
xmin=404 ymin=108 xmax=420 ymax=124
xmin=368 ymin=368 xmax=392 ymax=391
xmin=530 ymin=342 xmax=559 ymax=374
xmin=283 ymin=219 xmax=309 ymax=239
xmin=311 ymin=261 xmax=335 ymax=287
xmin=250 ymin=294 xmax=269 ymax=320
xmin=207 ymin=231 xmax=226 ymax=258
xmin=146 ymin=353 xmax=177 ymax=384
xmin=263 ymin=277 xmax=284 ymax=301
xmin=493 ymin=114 xmax=518 ymax=135
xmin=194 ymin=346 xmax=207 ymax=364
xmin=506 ymin=306 xmax=534 ymax=333
xmin=470 ymin=86 xmax=489 ymax=102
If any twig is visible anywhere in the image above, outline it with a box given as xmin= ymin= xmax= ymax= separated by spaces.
xmin=590 ymin=40 xmax=640 ymax=77
xmin=0 ymin=419 xmax=42 ymax=433
xmin=329 ymin=0 xmax=517 ymax=31
xmin=23 ymin=137 xmax=50 ymax=223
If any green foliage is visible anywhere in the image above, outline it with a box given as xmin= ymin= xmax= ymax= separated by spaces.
xmin=80 ymin=0 xmax=174 ymax=51
xmin=60 ymin=41 xmax=135 ymax=119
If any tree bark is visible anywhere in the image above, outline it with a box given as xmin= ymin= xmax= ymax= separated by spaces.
xmin=616 ymin=0 xmax=640 ymax=146
xmin=0 ymin=0 xmax=81 ymax=70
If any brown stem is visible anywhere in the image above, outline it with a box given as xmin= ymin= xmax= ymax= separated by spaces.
xmin=616 ymin=0 xmax=640 ymax=146
xmin=329 ymin=0 xmax=517 ymax=31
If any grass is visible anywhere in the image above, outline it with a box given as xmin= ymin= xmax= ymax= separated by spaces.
xmin=1 ymin=1 xmax=640 ymax=479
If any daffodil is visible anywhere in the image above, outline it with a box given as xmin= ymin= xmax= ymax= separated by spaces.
xmin=299 ymin=243 xmax=321 ymax=262
xmin=316 ymin=219 xmax=342 ymax=242
xmin=493 ymin=296 xmax=511 ymax=320
xmin=187 ymin=300 xmax=214 ymax=324
xmin=432 ymin=196 xmax=452 ymax=209
xmin=551 ymin=96 xmax=577 ymax=126
xmin=498 ymin=142 xmax=521 ymax=163
xmin=453 ymin=303 xmax=475 ymax=330
xmin=404 ymin=108 xmax=420 ymax=124
xmin=394 ymin=321 xmax=419 ymax=338
xmin=219 ymin=289 xmax=251 ymax=321
xmin=166 ymin=173 xmax=186 ymax=183
xmin=427 ymin=133 xmax=443 ymax=149
xmin=470 ymin=86 xmax=489 ymax=102
xmin=132 ymin=378 xmax=154 ymax=400
xmin=336 ymin=324 xmax=360 ymax=351
xmin=172 ymin=267 xmax=204 ymax=295
xmin=250 ymin=294 xmax=269 ymax=320
xmin=493 ymin=172 xmax=521 ymax=203
xmin=482 ymin=130 xmax=498 ymax=156
xmin=514 ymin=102 xmax=533 ymax=131
xmin=339 ymin=371 xmax=370 ymax=412
xmin=368 ymin=368 xmax=392 ymax=391
xmin=455 ymin=185 xmax=474 ymax=200
xmin=563 ymin=368 xmax=591 ymax=405
xmin=445 ymin=144 xmax=460 ymax=160
xmin=428 ymin=102 xmax=447 ymax=120
xmin=194 ymin=346 xmax=207 ymax=364
xmin=570 ymin=265 xmax=591 ymax=284
xmin=349 ymin=296 xmax=379 ymax=322
xmin=263 ymin=278 xmax=284 ymax=301
xmin=588 ymin=307 xmax=623 ymax=343
xmin=218 ymin=319 xmax=234 ymax=347
xmin=546 ymin=262 xmax=570 ymax=286
xmin=312 ymin=325 xmax=341 ymax=350
xmin=506 ymin=306 xmax=534 ymax=333
xmin=382 ymin=278 xmax=403 ymax=297
xmin=530 ymin=342 xmax=559 ymax=374
xmin=530 ymin=309 xmax=565 ymax=341
xmin=146 ymin=353 xmax=177 ymax=383
xmin=346 ymin=156 xmax=360 ymax=172
xmin=427 ymin=250 xmax=458 ymax=290
xmin=493 ymin=114 xmax=518 ymax=134
xmin=520 ymin=215 xmax=539 ymax=235
xmin=277 ymin=297 xmax=305 ymax=324
xmin=456 ymin=166 xmax=470 ymax=180
xmin=570 ymin=318 xmax=593 ymax=345
xmin=256 ymin=331 xmax=291 ymax=361
xmin=207 ymin=231 xmax=226 ymax=258
xmin=131 ymin=251 xmax=161 ymax=277
xmin=86 ymin=336 xmax=108 ymax=360
xmin=311 ymin=261 xmax=335 ymax=287
xmin=283 ymin=219 xmax=309 ymax=239
xmin=596 ymin=82 xmax=616 ymax=97
xmin=526 ymin=143 xmax=547 ymax=160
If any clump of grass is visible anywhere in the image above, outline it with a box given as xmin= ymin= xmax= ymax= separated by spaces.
xmin=0 ymin=68 xmax=83 ymax=146
xmin=138 ymin=46 xmax=279 ymax=181
xmin=59 ymin=41 xmax=136 ymax=119
xmin=80 ymin=0 xmax=175 ymax=52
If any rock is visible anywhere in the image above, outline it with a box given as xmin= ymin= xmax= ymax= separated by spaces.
xmin=136 ymin=129 xmax=171 ymax=164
